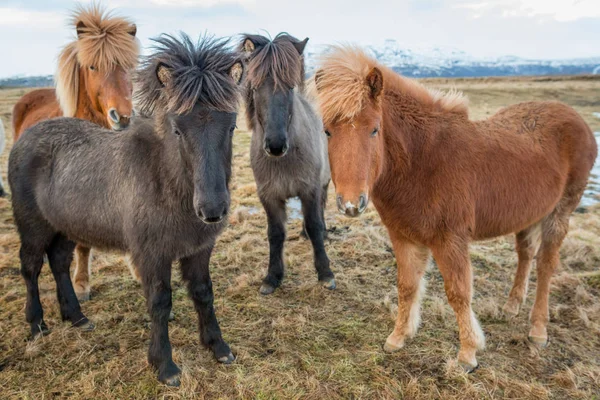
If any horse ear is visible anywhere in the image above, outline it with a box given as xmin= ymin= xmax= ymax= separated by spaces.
xmin=242 ymin=38 xmax=255 ymax=56
xmin=314 ymin=69 xmax=324 ymax=92
xmin=156 ymin=63 xmax=172 ymax=87
xmin=365 ymin=67 xmax=383 ymax=100
xmin=293 ymin=37 xmax=309 ymax=55
xmin=128 ymin=24 xmax=137 ymax=37
xmin=76 ymin=21 xmax=86 ymax=38
xmin=230 ymin=62 xmax=244 ymax=85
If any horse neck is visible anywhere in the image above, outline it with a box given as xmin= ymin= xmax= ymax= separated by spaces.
xmin=379 ymin=88 xmax=436 ymax=180
xmin=73 ymin=69 xmax=110 ymax=129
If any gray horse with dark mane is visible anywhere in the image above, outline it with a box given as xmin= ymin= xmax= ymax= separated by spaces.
xmin=9 ymin=34 xmax=244 ymax=386
xmin=239 ymin=33 xmax=335 ymax=295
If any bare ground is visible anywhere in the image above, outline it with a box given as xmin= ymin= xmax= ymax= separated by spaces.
xmin=0 ymin=76 xmax=599 ymax=399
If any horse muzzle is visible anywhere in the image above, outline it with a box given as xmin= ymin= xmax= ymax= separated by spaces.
xmin=336 ymin=193 xmax=368 ymax=218
xmin=108 ymin=108 xmax=131 ymax=131
xmin=263 ymin=138 xmax=289 ymax=158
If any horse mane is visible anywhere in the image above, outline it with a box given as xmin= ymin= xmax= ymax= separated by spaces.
xmin=239 ymin=33 xmax=305 ymax=92
xmin=135 ymin=34 xmax=241 ymax=116
xmin=313 ymin=45 xmax=469 ymax=125
xmin=55 ymin=4 xmax=139 ymax=117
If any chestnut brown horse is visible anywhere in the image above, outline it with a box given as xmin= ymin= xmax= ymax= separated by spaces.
xmin=12 ymin=5 xmax=139 ymax=301
xmin=313 ymin=46 xmax=597 ymax=371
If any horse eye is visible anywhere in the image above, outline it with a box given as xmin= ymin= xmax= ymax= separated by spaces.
xmin=371 ymin=127 xmax=379 ymax=137
xmin=325 ymin=130 xmax=331 ymax=138
xmin=89 ymin=66 xmax=96 ymax=71
xmin=173 ymin=127 xmax=181 ymax=136
xmin=229 ymin=126 xmax=236 ymax=137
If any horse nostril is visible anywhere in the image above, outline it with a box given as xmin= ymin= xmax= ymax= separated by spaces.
xmin=203 ymin=216 xmax=223 ymax=224
xmin=358 ymin=194 xmax=368 ymax=212
xmin=108 ymin=108 xmax=120 ymax=124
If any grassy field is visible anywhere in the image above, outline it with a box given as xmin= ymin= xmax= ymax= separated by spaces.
xmin=0 ymin=76 xmax=599 ymax=399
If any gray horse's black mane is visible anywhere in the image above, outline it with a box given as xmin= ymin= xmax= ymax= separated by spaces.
xmin=239 ymin=33 xmax=305 ymax=92
xmin=135 ymin=33 xmax=241 ymax=115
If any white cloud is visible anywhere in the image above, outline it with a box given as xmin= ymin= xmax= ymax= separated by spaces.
xmin=149 ymin=0 xmax=254 ymax=6
xmin=455 ymin=0 xmax=600 ymax=21
xmin=0 ymin=8 xmax=62 ymax=27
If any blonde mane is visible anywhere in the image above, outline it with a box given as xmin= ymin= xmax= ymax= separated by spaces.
xmin=313 ymin=46 xmax=469 ymax=125
xmin=55 ymin=5 xmax=139 ymax=117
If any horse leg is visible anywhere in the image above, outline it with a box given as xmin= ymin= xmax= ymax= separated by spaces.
xmin=47 ymin=234 xmax=93 ymax=330
xmin=503 ymin=223 xmax=541 ymax=317
xmin=138 ymin=254 xmax=180 ymax=386
xmin=260 ymin=198 xmax=287 ymax=295
xmin=300 ymin=188 xmax=335 ymax=289
xmin=321 ymin=182 xmax=329 ymax=237
xmin=180 ymin=244 xmax=234 ymax=364
xmin=72 ymin=245 xmax=92 ymax=301
xmin=20 ymin=241 xmax=48 ymax=339
xmin=528 ymin=207 xmax=572 ymax=346
xmin=384 ymin=237 xmax=430 ymax=352
xmin=432 ymin=240 xmax=485 ymax=372
xmin=125 ymin=254 xmax=142 ymax=283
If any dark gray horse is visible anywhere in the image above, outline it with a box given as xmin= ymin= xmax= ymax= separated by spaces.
xmin=9 ymin=34 xmax=244 ymax=386
xmin=240 ymin=33 xmax=335 ymax=295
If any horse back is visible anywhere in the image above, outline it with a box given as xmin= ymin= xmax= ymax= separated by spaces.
xmin=12 ymin=88 xmax=62 ymax=141
xmin=469 ymin=101 xmax=597 ymax=238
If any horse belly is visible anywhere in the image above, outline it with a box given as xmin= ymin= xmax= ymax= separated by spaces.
xmin=473 ymin=174 xmax=564 ymax=240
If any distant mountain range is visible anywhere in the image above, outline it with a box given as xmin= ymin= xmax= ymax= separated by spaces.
xmin=305 ymin=40 xmax=600 ymax=78
xmin=1 ymin=40 xmax=599 ymax=87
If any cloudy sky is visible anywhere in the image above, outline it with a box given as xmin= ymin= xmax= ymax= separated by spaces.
xmin=0 ymin=0 xmax=599 ymax=78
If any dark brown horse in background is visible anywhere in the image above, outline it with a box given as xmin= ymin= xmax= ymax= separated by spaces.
xmin=11 ymin=4 xmax=139 ymax=301
xmin=313 ymin=46 xmax=597 ymax=372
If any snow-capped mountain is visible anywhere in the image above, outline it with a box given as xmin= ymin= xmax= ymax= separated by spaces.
xmin=1 ymin=39 xmax=599 ymax=87
xmin=304 ymin=39 xmax=600 ymax=78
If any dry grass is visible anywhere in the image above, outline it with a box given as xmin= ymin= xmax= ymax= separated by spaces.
xmin=1 ymin=76 xmax=600 ymax=399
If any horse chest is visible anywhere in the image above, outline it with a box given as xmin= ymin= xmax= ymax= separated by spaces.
xmin=251 ymin=152 xmax=317 ymax=200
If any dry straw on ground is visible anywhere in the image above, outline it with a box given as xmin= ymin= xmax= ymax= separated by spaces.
xmin=0 ymin=76 xmax=599 ymax=399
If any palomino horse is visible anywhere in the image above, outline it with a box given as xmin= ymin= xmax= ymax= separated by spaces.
xmin=240 ymin=33 xmax=335 ymax=295
xmin=9 ymin=34 xmax=244 ymax=386
xmin=11 ymin=5 xmax=139 ymax=302
xmin=313 ymin=46 xmax=597 ymax=371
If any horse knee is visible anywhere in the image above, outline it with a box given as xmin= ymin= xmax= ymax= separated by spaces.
xmin=189 ymin=282 xmax=213 ymax=305
xmin=149 ymin=288 xmax=172 ymax=319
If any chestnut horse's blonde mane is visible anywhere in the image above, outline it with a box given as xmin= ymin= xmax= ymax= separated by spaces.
xmin=313 ymin=46 xmax=469 ymax=125
xmin=55 ymin=5 xmax=139 ymax=117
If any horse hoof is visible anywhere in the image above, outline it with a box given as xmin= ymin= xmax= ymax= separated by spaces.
xmin=321 ymin=278 xmax=336 ymax=290
xmin=168 ymin=311 xmax=175 ymax=321
xmin=502 ymin=301 xmax=520 ymax=318
xmin=74 ymin=319 xmax=95 ymax=332
xmin=259 ymin=284 xmax=276 ymax=295
xmin=383 ymin=337 xmax=404 ymax=353
xmin=162 ymin=374 xmax=181 ymax=387
xmin=459 ymin=361 xmax=479 ymax=374
xmin=30 ymin=323 xmax=51 ymax=340
xmin=76 ymin=291 xmax=91 ymax=302
xmin=217 ymin=352 xmax=235 ymax=364
xmin=528 ymin=335 xmax=549 ymax=348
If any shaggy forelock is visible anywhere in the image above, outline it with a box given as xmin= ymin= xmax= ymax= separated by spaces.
xmin=240 ymin=33 xmax=304 ymax=91
xmin=135 ymin=33 xmax=241 ymax=115
xmin=313 ymin=45 xmax=469 ymax=125
xmin=71 ymin=4 xmax=139 ymax=71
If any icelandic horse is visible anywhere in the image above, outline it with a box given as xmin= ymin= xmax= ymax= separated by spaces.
xmin=312 ymin=46 xmax=597 ymax=371
xmin=12 ymin=5 xmax=139 ymax=301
